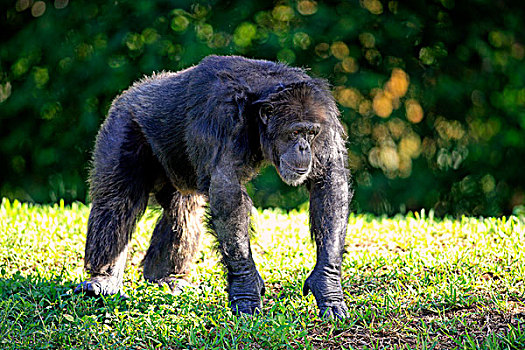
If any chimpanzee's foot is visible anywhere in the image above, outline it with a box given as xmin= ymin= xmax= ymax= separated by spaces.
xmin=74 ymin=276 xmax=125 ymax=298
xmin=153 ymin=277 xmax=195 ymax=295
xmin=228 ymin=270 xmax=265 ymax=316
xmin=303 ymin=269 xmax=348 ymax=319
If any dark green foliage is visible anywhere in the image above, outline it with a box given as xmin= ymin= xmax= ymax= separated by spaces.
xmin=1 ymin=0 xmax=524 ymax=215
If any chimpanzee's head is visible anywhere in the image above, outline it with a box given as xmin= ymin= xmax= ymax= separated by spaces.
xmin=256 ymin=80 xmax=335 ymax=186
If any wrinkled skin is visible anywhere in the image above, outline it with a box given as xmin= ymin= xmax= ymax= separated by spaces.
xmin=74 ymin=55 xmax=351 ymax=319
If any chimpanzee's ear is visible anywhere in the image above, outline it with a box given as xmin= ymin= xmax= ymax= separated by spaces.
xmin=252 ymin=83 xmax=287 ymax=125
xmin=257 ymin=103 xmax=273 ymax=125
xmin=252 ymin=95 xmax=276 ymax=126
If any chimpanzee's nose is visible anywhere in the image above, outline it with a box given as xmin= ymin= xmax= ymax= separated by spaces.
xmin=299 ymin=139 xmax=308 ymax=152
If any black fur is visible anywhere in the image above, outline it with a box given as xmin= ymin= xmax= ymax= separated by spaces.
xmin=75 ymin=55 xmax=351 ymax=318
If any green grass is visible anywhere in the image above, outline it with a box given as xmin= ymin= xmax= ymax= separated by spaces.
xmin=0 ymin=198 xmax=524 ymax=349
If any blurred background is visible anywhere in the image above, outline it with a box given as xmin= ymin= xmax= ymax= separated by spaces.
xmin=1 ymin=0 xmax=524 ymax=216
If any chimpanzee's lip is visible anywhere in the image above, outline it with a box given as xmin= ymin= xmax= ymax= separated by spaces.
xmin=293 ymin=167 xmax=309 ymax=175
xmin=280 ymin=158 xmax=309 ymax=175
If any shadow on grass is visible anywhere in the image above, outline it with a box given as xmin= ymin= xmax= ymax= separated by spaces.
xmin=0 ymin=272 xmax=130 ymax=317
xmin=0 ymin=273 xmax=140 ymax=349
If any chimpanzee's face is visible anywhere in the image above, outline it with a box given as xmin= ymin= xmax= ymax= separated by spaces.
xmin=258 ymin=84 xmax=325 ymax=186
xmin=273 ymin=120 xmax=320 ymax=186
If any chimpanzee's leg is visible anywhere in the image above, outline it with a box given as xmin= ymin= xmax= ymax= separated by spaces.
xmin=208 ymin=165 xmax=265 ymax=315
xmin=143 ymin=185 xmax=205 ymax=291
xmin=75 ymin=111 xmax=157 ymax=296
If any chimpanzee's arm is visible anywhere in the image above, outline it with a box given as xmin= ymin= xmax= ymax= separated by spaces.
xmin=303 ymin=146 xmax=350 ymax=319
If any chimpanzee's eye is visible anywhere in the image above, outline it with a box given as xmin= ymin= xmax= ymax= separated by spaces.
xmin=261 ymin=105 xmax=272 ymax=117
xmin=291 ymin=130 xmax=300 ymax=137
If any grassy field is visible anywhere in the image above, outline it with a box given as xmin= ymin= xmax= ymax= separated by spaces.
xmin=0 ymin=198 xmax=524 ymax=349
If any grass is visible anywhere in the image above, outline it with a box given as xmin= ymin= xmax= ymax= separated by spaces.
xmin=0 ymin=198 xmax=524 ymax=349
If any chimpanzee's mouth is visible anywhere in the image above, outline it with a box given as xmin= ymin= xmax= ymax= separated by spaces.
xmin=292 ymin=167 xmax=309 ymax=175
xmin=280 ymin=158 xmax=309 ymax=175
xmin=278 ymin=158 xmax=311 ymax=186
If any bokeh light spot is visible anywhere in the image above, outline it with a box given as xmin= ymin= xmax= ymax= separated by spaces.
xmin=142 ymin=28 xmax=160 ymax=45
xmin=210 ymin=32 xmax=229 ymax=48
xmin=359 ymin=99 xmax=372 ymax=116
xmin=481 ymin=174 xmax=496 ymax=193
xmin=12 ymin=57 xmax=30 ymax=77
xmin=398 ymin=155 xmax=412 ymax=178
xmin=471 ymin=90 xmax=485 ymax=107
xmin=361 ymin=0 xmax=383 ymax=15
xmin=293 ymin=32 xmax=311 ymax=50
xmin=368 ymin=147 xmax=381 ymax=168
xmin=31 ymin=1 xmax=46 ymax=17
xmin=372 ymin=123 xmax=389 ymax=142
xmin=108 ymin=55 xmax=127 ymax=69
xmin=0 ymin=82 xmax=12 ymax=103
xmin=196 ymin=23 xmax=214 ymax=42
xmin=385 ymin=68 xmax=409 ymax=99
xmin=435 ymin=117 xmax=464 ymax=140
xmin=54 ymin=0 xmax=69 ymax=9
xmin=277 ymin=48 xmax=296 ymax=64
xmin=405 ymin=99 xmax=424 ymax=123
xmin=41 ymin=102 xmax=62 ymax=120
xmin=399 ymin=133 xmax=421 ymax=158
xmin=58 ymin=57 xmax=72 ymax=72
xmin=335 ymin=87 xmax=362 ymax=109
xmin=373 ymin=92 xmax=393 ymax=118
xmin=192 ymin=3 xmax=209 ymax=19
xmin=387 ymin=118 xmax=406 ymax=139
xmin=171 ymin=15 xmax=190 ymax=32
xmin=272 ymin=5 xmax=294 ymax=21
xmin=15 ymin=0 xmax=30 ymax=12
xmin=488 ymin=31 xmax=506 ymax=48
xmin=380 ymin=146 xmax=399 ymax=172
xmin=388 ymin=1 xmax=398 ymax=13
xmin=33 ymin=67 xmax=49 ymax=88
xmin=357 ymin=117 xmax=372 ymax=135
xmin=233 ymin=22 xmax=257 ymax=47
xmin=511 ymin=43 xmax=525 ymax=60
xmin=365 ymin=49 xmax=382 ymax=65
xmin=75 ymin=43 xmax=94 ymax=60
xmin=331 ymin=41 xmax=349 ymax=59
xmin=359 ymin=32 xmax=375 ymax=48
xmin=422 ymin=137 xmax=437 ymax=159
xmin=125 ymin=33 xmax=144 ymax=51
xmin=341 ymin=56 xmax=358 ymax=73
xmin=419 ymin=47 xmax=435 ymax=65
xmin=314 ymin=43 xmax=330 ymax=58
xmin=297 ymin=0 xmax=318 ymax=15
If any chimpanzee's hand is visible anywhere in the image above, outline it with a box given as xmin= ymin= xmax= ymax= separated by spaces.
xmin=228 ymin=269 xmax=266 ymax=315
xmin=303 ymin=269 xmax=348 ymax=319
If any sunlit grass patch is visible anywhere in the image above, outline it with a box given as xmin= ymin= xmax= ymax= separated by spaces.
xmin=0 ymin=199 xmax=524 ymax=349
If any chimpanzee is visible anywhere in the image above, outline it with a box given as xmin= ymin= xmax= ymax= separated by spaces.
xmin=74 ymin=55 xmax=351 ymax=318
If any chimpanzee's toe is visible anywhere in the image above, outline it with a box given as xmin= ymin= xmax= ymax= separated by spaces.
xmin=231 ymin=299 xmax=262 ymax=316
xmin=74 ymin=277 xmax=123 ymax=297
xmin=154 ymin=277 xmax=195 ymax=295
xmin=74 ymin=280 xmax=102 ymax=296
xmin=318 ymin=301 xmax=349 ymax=319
